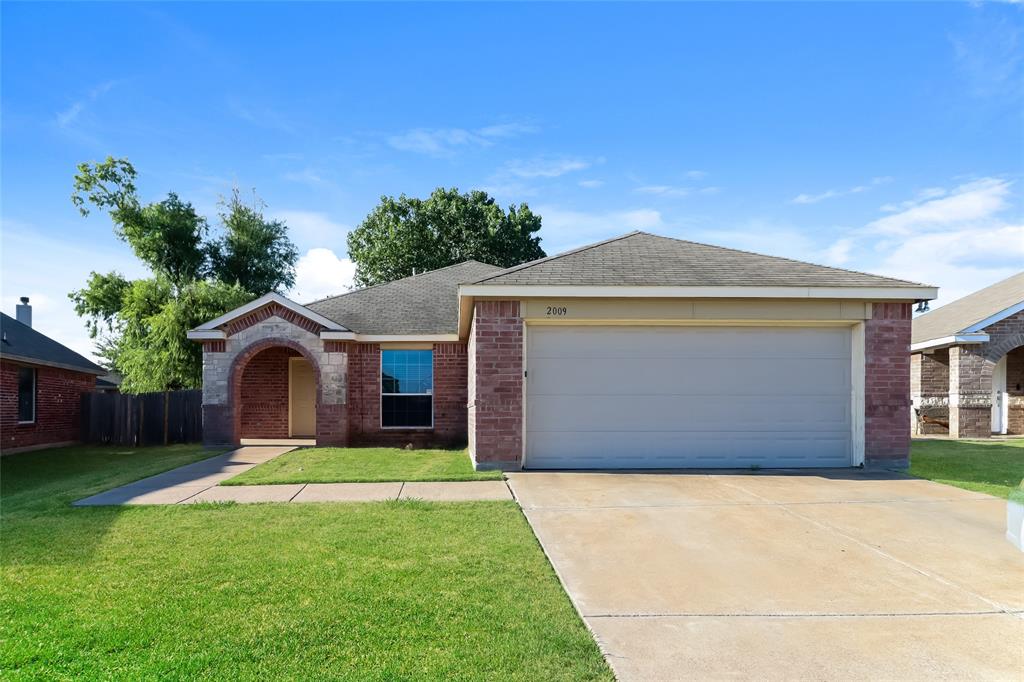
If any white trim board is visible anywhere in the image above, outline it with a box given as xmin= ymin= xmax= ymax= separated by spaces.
xmin=910 ymin=333 xmax=990 ymax=353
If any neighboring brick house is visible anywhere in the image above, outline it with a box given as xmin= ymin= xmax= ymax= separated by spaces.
xmin=1 ymin=299 xmax=104 ymax=453
xmin=190 ymin=231 xmax=936 ymax=470
xmin=911 ymin=272 xmax=1024 ymax=438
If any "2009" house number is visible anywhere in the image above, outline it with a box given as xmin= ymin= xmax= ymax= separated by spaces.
xmin=546 ymin=306 xmax=568 ymax=316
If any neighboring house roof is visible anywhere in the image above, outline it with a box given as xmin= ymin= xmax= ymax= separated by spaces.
xmin=470 ymin=231 xmax=929 ymax=289
xmin=0 ymin=313 xmax=105 ymax=375
xmin=307 ymin=260 xmax=502 ymax=335
xmin=911 ymin=272 xmax=1024 ymax=346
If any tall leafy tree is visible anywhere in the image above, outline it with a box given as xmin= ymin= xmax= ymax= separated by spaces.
xmin=70 ymin=157 xmax=298 ymax=392
xmin=347 ymin=187 xmax=545 ymax=286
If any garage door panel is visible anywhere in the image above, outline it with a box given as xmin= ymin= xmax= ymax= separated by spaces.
xmin=529 ymin=326 xmax=851 ymax=360
xmin=526 ymin=431 xmax=852 ymax=469
xmin=528 ymin=357 xmax=850 ymax=396
xmin=527 ymin=394 xmax=850 ymax=432
xmin=525 ymin=325 xmax=854 ymax=469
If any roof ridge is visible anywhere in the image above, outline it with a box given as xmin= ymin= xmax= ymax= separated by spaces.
xmin=636 ymin=232 xmax=928 ymax=288
xmin=0 ymin=312 xmax=104 ymax=372
xmin=470 ymin=231 xmax=643 ymax=284
xmin=303 ymin=259 xmax=498 ymax=306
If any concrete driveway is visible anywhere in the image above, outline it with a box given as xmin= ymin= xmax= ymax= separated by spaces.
xmin=507 ymin=471 xmax=1024 ymax=681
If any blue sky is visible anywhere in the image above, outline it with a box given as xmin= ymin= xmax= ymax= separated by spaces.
xmin=2 ymin=2 xmax=1022 ymax=359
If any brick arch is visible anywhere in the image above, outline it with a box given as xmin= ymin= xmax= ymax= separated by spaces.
xmin=228 ymin=337 xmax=324 ymax=443
xmin=985 ymin=332 xmax=1024 ymax=363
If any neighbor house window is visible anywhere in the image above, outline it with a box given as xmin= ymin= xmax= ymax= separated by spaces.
xmin=17 ymin=367 xmax=36 ymax=423
xmin=381 ymin=349 xmax=433 ymax=428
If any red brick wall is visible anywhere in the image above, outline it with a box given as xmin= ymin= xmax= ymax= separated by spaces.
xmin=346 ymin=342 xmax=469 ymax=448
xmin=865 ymin=302 xmax=912 ymax=467
xmin=1 ymin=360 xmax=96 ymax=452
xmin=467 ymin=301 xmax=523 ymax=468
xmin=238 ymin=346 xmax=297 ymax=438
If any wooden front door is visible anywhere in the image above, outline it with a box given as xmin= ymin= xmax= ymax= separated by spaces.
xmin=289 ymin=357 xmax=316 ymax=437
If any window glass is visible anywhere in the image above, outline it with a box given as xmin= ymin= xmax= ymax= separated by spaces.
xmin=17 ymin=367 xmax=35 ymax=422
xmin=381 ymin=349 xmax=433 ymax=394
xmin=381 ymin=350 xmax=433 ymax=428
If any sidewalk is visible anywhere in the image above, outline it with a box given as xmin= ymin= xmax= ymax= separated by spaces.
xmin=73 ymin=446 xmax=512 ymax=506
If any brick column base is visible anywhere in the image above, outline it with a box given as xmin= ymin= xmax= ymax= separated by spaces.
xmin=949 ymin=401 xmax=991 ymax=439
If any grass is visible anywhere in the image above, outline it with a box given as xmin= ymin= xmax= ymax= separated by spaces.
xmin=1 ymin=445 xmax=610 ymax=680
xmin=222 ymin=446 xmax=504 ymax=485
xmin=909 ymin=438 xmax=1024 ymax=499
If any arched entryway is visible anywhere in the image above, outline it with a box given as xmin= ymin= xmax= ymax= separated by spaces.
xmin=229 ymin=339 xmax=323 ymax=443
xmin=987 ymin=336 xmax=1024 ymax=436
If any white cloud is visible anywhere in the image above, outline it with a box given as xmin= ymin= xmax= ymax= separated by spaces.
xmin=281 ymin=168 xmax=328 ymax=187
xmin=636 ymin=185 xmax=692 ymax=197
xmin=273 ymin=210 xmax=351 ymax=251
xmin=503 ymin=157 xmax=589 ymax=179
xmin=55 ymin=81 xmax=116 ymax=129
xmin=0 ymin=219 xmax=147 ymax=362
xmin=854 ymin=176 xmax=1021 ymax=307
xmin=822 ymin=238 xmax=854 ymax=265
xmin=791 ymin=176 xmax=891 ymax=204
xmin=386 ymin=122 xmax=537 ymax=157
xmin=865 ymin=177 xmax=1011 ymax=235
xmin=288 ymin=248 xmax=357 ymax=303
xmin=686 ymin=170 xmax=708 ymax=180
xmin=578 ymin=179 xmax=604 ymax=189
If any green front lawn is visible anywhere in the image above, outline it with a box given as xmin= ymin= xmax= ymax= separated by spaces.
xmin=222 ymin=446 xmax=504 ymax=485
xmin=909 ymin=438 xmax=1024 ymax=499
xmin=1 ymin=446 xmax=610 ymax=680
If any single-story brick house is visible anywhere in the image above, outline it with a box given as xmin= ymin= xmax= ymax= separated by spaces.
xmin=911 ymin=272 xmax=1024 ymax=438
xmin=189 ymin=231 xmax=937 ymax=469
xmin=1 ymin=298 xmax=105 ymax=453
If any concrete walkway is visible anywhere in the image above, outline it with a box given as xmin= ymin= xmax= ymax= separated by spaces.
xmin=509 ymin=471 xmax=1024 ymax=681
xmin=73 ymin=446 xmax=512 ymax=506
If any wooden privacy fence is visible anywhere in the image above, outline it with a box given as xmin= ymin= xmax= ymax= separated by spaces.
xmin=81 ymin=390 xmax=202 ymax=446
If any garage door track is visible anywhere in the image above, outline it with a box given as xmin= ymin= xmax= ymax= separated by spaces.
xmin=508 ymin=471 xmax=1024 ymax=681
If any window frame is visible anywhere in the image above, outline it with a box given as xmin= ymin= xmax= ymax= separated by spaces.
xmin=379 ymin=348 xmax=434 ymax=430
xmin=17 ymin=366 xmax=36 ymax=424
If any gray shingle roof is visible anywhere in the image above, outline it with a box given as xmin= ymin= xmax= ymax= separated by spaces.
xmin=912 ymin=272 xmax=1024 ymax=344
xmin=0 ymin=313 xmax=105 ymax=374
xmin=471 ymin=231 xmax=928 ymax=288
xmin=306 ymin=260 xmax=503 ymax=335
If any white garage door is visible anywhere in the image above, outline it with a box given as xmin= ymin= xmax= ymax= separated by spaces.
xmin=525 ymin=326 xmax=853 ymax=469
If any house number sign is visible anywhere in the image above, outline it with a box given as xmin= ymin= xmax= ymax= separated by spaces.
xmin=545 ymin=306 xmax=568 ymax=316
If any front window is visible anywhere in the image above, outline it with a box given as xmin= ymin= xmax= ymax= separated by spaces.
xmin=17 ymin=367 xmax=35 ymax=423
xmin=381 ymin=349 xmax=433 ymax=428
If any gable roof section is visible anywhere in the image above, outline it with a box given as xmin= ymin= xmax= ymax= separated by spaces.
xmin=469 ymin=232 xmax=931 ymax=290
xmin=0 ymin=313 xmax=105 ymax=375
xmin=911 ymin=271 xmax=1024 ymax=346
xmin=188 ymin=292 xmax=350 ymax=340
xmin=307 ymin=260 xmax=502 ymax=336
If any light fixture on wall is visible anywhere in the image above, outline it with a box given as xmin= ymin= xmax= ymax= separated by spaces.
xmin=915 ymin=300 xmax=930 ymax=313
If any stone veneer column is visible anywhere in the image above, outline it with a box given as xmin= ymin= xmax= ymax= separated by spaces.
xmin=864 ymin=302 xmax=912 ymax=468
xmin=948 ymin=345 xmax=992 ymax=439
xmin=910 ymin=349 xmax=950 ymax=435
xmin=468 ymin=300 xmax=523 ymax=470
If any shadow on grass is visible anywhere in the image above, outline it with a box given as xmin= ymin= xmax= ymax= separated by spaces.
xmin=1 ymin=444 xmax=220 ymax=566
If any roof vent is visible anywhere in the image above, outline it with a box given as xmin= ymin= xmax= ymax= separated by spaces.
xmin=16 ymin=297 xmax=31 ymax=328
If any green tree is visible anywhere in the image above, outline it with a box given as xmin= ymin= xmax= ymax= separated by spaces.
xmin=346 ymin=187 xmax=545 ymax=286
xmin=70 ymin=157 xmax=298 ymax=392
xmin=207 ymin=189 xmax=298 ymax=294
